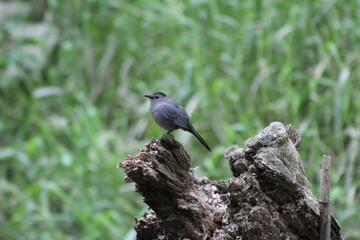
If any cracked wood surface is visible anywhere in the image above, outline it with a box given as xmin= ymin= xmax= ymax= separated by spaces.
xmin=119 ymin=122 xmax=343 ymax=240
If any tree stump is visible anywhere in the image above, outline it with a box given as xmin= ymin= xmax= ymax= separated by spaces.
xmin=118 ymin=122 xmax=343 ymax=240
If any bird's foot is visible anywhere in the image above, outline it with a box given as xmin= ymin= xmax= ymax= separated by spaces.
xmin=165 ymin=131 xmax=174 ymax=136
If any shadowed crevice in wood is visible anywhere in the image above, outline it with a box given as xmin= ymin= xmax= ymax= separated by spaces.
xmin=119 ymin=122 xmax=343 ymax=240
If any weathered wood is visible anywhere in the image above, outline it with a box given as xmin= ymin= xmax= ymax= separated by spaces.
xmin=320 ymin=155 xmax=332 ymax=240
xmin=119 ymin=122 xmax=343 ymax=240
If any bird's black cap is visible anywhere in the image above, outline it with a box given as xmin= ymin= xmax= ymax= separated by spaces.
xmin=144 ymin=92 xmax=167 ymax=98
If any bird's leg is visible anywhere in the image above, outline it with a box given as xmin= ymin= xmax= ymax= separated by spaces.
xmin=166 ymin=130 xmax=173 ymax=136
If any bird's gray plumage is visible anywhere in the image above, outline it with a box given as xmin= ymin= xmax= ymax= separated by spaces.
xmin=144 ymin=92 xmax=211 ymax=151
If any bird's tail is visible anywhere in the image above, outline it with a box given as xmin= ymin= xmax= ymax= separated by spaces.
xmin=188 ymin=124 xmax=211 ymax=151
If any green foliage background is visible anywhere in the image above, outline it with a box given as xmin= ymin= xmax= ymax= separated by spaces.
xmin=1 ymin=0 xmax=359 ymax=239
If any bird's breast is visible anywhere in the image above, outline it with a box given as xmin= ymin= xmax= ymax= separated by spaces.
xmin=151 ymin=107 xmax=178 ymax=131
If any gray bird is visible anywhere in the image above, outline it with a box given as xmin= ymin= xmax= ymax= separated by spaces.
xmin=144 ymin=92 xmax=211 ymax=151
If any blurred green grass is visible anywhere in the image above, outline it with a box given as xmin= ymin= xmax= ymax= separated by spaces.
xmin=0 ymin=0 xmax=359 ymax=239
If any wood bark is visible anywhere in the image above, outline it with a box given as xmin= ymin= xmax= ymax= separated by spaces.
xmin=320 ymin=155 xmax=332 ymax=240
xmin=118 ymin=122 xmax=343 ymax=240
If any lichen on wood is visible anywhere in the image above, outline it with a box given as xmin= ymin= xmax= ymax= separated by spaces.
xmin=118 ymin=122 xmax=343 ymax=240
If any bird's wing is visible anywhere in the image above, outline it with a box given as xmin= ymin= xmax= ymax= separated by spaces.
xmin=159 ymin=103 xmax=190 ymax=130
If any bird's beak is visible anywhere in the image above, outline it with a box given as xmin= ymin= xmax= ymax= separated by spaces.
xmin=144 ymin=94 xmax=154 ymax=99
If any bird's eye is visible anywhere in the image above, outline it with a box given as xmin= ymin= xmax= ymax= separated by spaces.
xmin=155 ymin=96 xmax=159 ymax=99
